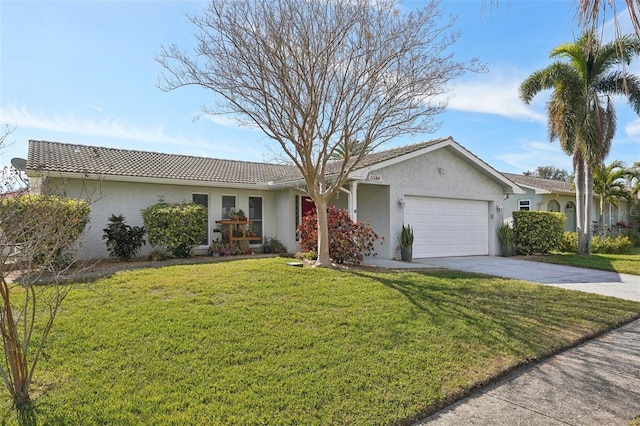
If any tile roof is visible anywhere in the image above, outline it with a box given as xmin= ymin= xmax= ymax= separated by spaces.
xmin=27 ymin=140 xmax=298 ymax=184
xmin=273 ymin=138 xmax=450 ymax=183
xmin=503 ymin=173 xmax=574 ymax=194
xmin=28 ymin=138 xmax=453 ymax=186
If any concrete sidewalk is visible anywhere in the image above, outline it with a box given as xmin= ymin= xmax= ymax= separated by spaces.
xmin=363 ymin=256 xmax=640 ymax=425
xmin=417 ymin=319 xmax=640 ymax=425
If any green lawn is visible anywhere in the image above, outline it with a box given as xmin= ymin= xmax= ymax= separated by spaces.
xmin=528 ymin=248 xmax=640 ymax=275
xmin=5 ymin=258 xmax=640 ymax=425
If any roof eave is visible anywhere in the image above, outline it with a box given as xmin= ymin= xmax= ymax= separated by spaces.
xmin=25 ymin=170 xmax=272 ymax=190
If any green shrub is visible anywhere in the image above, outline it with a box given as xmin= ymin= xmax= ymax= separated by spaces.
xmin=297 ymin=207 xmax=382 ymax=264
xmin=0 ymin=194 xmax=91 ymax=268
xmin=513 ymin=211 xmax=565 ymax=255
xmin=591 ymin=235 xmax=633 ymax=254
xmin=557 ymin=232 xmax=632 ymax=254
xmin=622 ymin=229 xmax=640 ymax=247
xmin=559 ymin=232 xmax=579 ymax=253
xmin=141 ymin=200 xmax=207 ymax=258
xmin=295 ymin=250 xmax=317 ymax=261
xmin=102 ymin=214 xmax=146 ymax=261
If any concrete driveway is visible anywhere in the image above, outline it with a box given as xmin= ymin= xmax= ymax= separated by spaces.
xmin=365 ymin=256 xmax=640 ymax=302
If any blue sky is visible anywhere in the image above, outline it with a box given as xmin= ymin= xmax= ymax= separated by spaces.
xmin=1 ymin=0 xmax=639 ymax=175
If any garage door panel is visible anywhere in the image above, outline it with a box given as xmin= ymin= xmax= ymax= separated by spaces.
xmin=404 ymin=197 xmax=488 ymax=258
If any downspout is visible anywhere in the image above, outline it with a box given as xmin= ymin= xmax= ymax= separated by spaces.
xmin=339 ymin=182 xmax=358 ymax=222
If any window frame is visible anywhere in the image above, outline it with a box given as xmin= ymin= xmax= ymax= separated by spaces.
xmin=192 ymin=193 xmax=209 ymax=246
xmin=248 ymin=196 xmax=263 ymax=242
xmin=518 ymin=199 xmax=531 ymax=211
xmin=221 ymin=195 xmax=237 ymax=220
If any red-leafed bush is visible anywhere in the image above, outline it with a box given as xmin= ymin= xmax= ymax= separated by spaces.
xmin=297 ymin=206 xmax=382 ymax=264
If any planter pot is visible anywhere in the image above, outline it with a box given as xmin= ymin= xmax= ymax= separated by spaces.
xmin=400 ymin=246 xmax=412 ymax=262
xmin=501 ymin=245 xmax=514 ymax=257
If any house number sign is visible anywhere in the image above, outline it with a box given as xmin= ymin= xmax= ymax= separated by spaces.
xmin=367 ymin=174 xmax=382 ymax=182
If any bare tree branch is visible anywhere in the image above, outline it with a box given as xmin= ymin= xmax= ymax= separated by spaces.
xmin=157 ymin=0 xmax=481 ymax=265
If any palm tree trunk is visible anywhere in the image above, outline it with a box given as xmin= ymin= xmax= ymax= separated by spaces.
xmin=575 ymin=154 xmax=588 ymax=254
xmin=598 ymin=194 xmax=605 ymax=234
xmin=583 ymin=161 xmax=594 ymax=254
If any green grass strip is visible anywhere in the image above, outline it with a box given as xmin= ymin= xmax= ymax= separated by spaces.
xmin=3 ymin=258 xmax=638 ymax=425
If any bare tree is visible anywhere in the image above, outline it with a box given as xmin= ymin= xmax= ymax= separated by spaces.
xmin=0 ymin=127 xmax=95 ymax=421
xmin=157 ymin=0 xmax=480 ymax=266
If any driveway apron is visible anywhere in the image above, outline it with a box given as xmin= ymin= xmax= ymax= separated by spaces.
xmin=413 ymin=256 xmax=640 ymax=302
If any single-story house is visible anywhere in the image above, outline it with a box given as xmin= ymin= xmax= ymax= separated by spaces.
xmin=26 ymin=137 xmax=523 ymax=260
xmin=502 ymin=173 xmax=635 ymax=232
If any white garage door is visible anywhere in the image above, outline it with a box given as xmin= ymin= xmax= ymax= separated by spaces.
xmin=404 ymin=197 xmax=489 ymax=258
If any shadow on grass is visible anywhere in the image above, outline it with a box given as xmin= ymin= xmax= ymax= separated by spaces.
xmin=348 ymin=268 xmax=639 ymax=361
xmin=343 ymin=268 xmax=640 ymax=422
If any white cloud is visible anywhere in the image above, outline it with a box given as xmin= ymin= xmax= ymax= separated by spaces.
xmin=624 ymin=118 xmax=640 ymax=140
xmin=1 ymin=104 xmax=190 ymax=146
xmin=601 ymin=7 xmax=635 ymax=43
xmin=201 ymin=113 xmax=241 ymax=127
xmin=446 ymin=75 xmax=546 ymax=123
xmin=496 ymin=140 xmax=572 ymax=173
xmin=88 ymin=104 xmax=104 ymax=112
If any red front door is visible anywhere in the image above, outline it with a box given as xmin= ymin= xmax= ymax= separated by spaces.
xmin=301 ymin=196 xmax=316 ymax=218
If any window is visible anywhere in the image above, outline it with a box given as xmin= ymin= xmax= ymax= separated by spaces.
xmin=222 ymin=195 xmax=236 ymax=219
xmin=295 ymin=195 xmax=300 ymax=240
xmin=518 ymin=200 xmax=531 ymax=211
xmin=547 ymin=200 xmax=560 ymax=212
xmin=249 ymin=196 xmax=263 ymax=239
xmin=192 ymin=194 xmax=209 ymax=246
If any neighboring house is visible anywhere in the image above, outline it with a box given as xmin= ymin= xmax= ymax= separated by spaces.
xmin=26 ymin=137 xmax=522 ymax=260
xmin=502 ymin=173 xmax=634 ymax=232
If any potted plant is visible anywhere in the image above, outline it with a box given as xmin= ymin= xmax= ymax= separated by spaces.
xmin=262 ymin=237 xmax=272 ymax=253
xmin=269 ymin=237 xmax=286 ymax=253
xmin=236 ymin=209 xmax=246 ymax=221
xmin=399 ymin=224 xmax=414 ymax=262
xmin=498 ymin=223 xmax=515 ymax=257
xmin=208 ymin=239 xmax=224 ymax=256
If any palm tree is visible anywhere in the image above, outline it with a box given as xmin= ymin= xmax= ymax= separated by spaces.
xmin=520 ymin=31 xmax=640 ymax=254
xmin=628 ymin=161 xmax=640 ymax=196
xmin=578 ymin=1 xmax=640 ymax=39
xmin=593 ymin=160 xmax=631 ymax=233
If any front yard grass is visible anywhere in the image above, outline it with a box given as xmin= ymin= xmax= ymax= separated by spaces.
xmin=528 ymin=247 xmax=640 ymax=275
xmin=4 ymin=258 xmax=639 ymax=425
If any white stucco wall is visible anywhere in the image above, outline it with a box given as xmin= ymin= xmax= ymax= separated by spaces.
xmin=504 ymin=189 xmax=604 ymax=232
xmin=356 ymin=183 xmax=391 ymax=258
xmin=274 ymin=189 xmax=296 ymax=253
xmin=46 ymin=177 xmax=276 ymax=260
xmin=361 ymin=147 xmax=506 ymax=258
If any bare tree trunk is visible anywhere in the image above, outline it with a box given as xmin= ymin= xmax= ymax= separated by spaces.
xmin=314 ymin=197 xmax=331 ymax=267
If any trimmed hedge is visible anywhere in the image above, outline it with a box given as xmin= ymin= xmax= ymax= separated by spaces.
xmin=513 ymin=211 xmax=565 ymax=255
xmin=0 ymin=194 xmax=91 ymax=268
xmin=141 ymin=200 xmax=207 ymax=258
xmin=560 ymin=232 xmax=633 ymax=254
